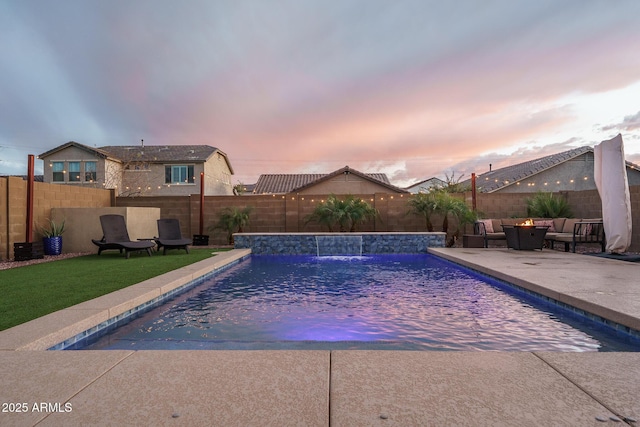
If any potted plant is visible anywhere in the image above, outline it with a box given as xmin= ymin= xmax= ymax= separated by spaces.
xmin=39 ymin=218 xmax=65 ymax=255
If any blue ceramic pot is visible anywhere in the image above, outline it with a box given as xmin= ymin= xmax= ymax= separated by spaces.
xmin=43 ymin=236 xmax=63 ymax=256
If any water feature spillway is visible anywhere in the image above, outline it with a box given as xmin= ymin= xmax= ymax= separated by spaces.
xmin=315 ymin=235 xmax=363 ymax=256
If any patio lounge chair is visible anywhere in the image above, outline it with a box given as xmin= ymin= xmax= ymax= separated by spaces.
xmin=155 ymin=218 xmax=192 ymax=255
xmin=92 ymin=214 xmax=155 ymax=258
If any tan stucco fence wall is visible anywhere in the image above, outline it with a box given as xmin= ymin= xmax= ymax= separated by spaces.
xmin=117 ymin=185 xmax=640 ymax=252
xmin=1 ymin=177 xmax=114 ymax=260
xmin=2 ymin=177 xmax=639 ymax=260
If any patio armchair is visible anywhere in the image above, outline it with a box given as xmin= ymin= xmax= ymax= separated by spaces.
xmin=92 ymin=214 xmax=155 ymax=258
xmin=155 ymin=218 xmax=192 ymax=255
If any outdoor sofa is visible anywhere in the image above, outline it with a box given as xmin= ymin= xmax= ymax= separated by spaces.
xmin=474 ymin=218 xmax=605 ymax=253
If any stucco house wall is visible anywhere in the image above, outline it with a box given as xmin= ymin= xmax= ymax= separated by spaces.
xmin=204 ymin=151 xmax=234 ymax=195
xmin=40 ymin=145 xmax=110 ymax=187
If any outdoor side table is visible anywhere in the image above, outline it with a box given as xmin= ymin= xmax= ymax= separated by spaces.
xmin=463 ymin=234 xmax=485 ymax=248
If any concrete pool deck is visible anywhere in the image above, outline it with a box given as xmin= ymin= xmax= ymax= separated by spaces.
xmin=1 ymin=248 xmax=639 ymax=426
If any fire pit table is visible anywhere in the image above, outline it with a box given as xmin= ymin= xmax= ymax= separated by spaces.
xmin=502 ymin=225 xmax=549 ymax=250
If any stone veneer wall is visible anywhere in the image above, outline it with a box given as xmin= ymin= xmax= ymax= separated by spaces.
xmin=233 ymin=232 xmax=446 ymax=255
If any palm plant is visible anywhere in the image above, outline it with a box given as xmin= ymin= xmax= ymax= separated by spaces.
xmin=406 ymin=192 xmax=438 ymax=231
xmin=526 ymin=192 xmax=573 ymax=218
xmin=213 ymin=206 xmax=253 ymax=244
xmin=445 ymin=197 xmax=478 ymax=247
xmin=305 ymin=194 xmax=378 ymax=232
xmin=407 ymin=190 xmax=477 ymax=246
xmin=344 ymin=196 xmax=379 ymax=232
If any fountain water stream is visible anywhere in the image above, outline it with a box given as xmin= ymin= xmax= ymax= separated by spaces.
xmin=315 ymin=235 xmax=363 ymax=256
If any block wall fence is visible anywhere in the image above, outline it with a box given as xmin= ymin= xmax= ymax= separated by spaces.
xmin=0 ymin=177 xmax=114 ymax=260
xmin=1 ymin=177 xmax=639 ymax=260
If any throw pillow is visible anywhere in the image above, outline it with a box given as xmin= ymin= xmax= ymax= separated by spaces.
xmin=480 ymin=219 xmax=494 ymax=233
xmin=534 ymin=219 xmax=555 ymax=232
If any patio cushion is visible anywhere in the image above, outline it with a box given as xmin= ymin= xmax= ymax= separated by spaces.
xmin=561 ymin=218 xmax=579 ymax=233
xmin=491 ymin=219 xmax=503 ymax=232
xmin=553 ymin=218 xmax=567 ymax=233
xmin=479 ymin=219 xmax=494 ymax=233
xmin=500 ymin=218 xmax=523 ymax=229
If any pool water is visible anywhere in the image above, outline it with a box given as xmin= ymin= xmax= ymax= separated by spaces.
xmin=83 ymin=254 xmax=640 ymax=351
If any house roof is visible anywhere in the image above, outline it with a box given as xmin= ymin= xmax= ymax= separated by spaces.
xmin=38 ymin=141 xmax=114 ymax=160
xmin=99 ymin=145 xmax=217 ymax=162
xmin=405 ymin=177 xmax=447 ymax=191
xmin=252 ymin=165 xmax=409 ymax=194
xmin=39 ymin=142 xmax=234 ymax=174
xmin=464 ymin=145 xmax=640 ymax=193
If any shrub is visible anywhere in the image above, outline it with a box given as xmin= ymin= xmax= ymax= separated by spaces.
xmin=212 ymin=206 xmax=253 ymax=244
xmin=305 ymin=194 xmax=378 ymax=232
xmin=525 ymin=192 xmax=573 ymax=218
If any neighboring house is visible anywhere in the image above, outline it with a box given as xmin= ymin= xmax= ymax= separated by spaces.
xmin=462 ymin=146 xmax=640 ymax=193
xmin=405 ymin=177 xmax=447 ymax=194
xmin=38 ymin=141 xmax=234 ymax=196
xmin=250 ymin=165 xmax=409 ymax=195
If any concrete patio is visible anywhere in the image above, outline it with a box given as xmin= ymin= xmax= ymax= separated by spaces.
xmin=1 ymin=248 xmax=639 ymax=426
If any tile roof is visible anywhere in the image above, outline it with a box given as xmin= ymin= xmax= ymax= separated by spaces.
xmin=405 ymin=177 xmax=447 ymax=191
xmin=464 ymin=146 xmax=594 ymax=192
xmin=38 ymin=142 xmax=233 ymax=173
xmin=99 ymin=145 xmax=219 ymax=163
xmin=252 ymin=165 xmax=407 ymax=194
xmin=38 ymin=141 xmax=113 ymax=160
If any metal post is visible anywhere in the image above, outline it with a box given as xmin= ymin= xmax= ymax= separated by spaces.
xmin=26 ymin=154 xmax=35 ymax=242
xmin=199 ymin=172 xmax=204 ymax=235
xmin=471 ymin=173 xmax=477 ymax=211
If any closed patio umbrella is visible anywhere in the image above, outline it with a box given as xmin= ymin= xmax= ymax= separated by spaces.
xmin=594 ymin=134 xmax=632 ymax=253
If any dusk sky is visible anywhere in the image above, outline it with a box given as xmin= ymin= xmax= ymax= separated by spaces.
xmin=1 ymin=0 xmax=640 ymax=187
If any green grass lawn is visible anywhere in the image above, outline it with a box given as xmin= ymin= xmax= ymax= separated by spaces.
xmin=0 ymin=248 xmax=226 ymax=331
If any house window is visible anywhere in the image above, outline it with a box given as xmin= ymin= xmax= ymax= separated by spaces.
xmin=85 ymin=161 xmax=97 ymax=182
xmin=165 ymin=165 xmax=195 ymax=184
xmin=52 ymin=162 xmax=65 ymax=182
xmin=68 ymin=162 xmax=81 ymax=182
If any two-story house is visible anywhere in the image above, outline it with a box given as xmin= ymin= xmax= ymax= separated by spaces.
xmin=38 ymin=141 xmax=234 ymax=196
xmin=459 ymin=146 xmax=640 ymax=193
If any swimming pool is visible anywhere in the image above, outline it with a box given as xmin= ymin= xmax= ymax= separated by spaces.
xmin=83 ymin=254 xmax=640 ymax=351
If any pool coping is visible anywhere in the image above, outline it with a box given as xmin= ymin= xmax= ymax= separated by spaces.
xmin=429 ymin=247 xmax=640 ymax=334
